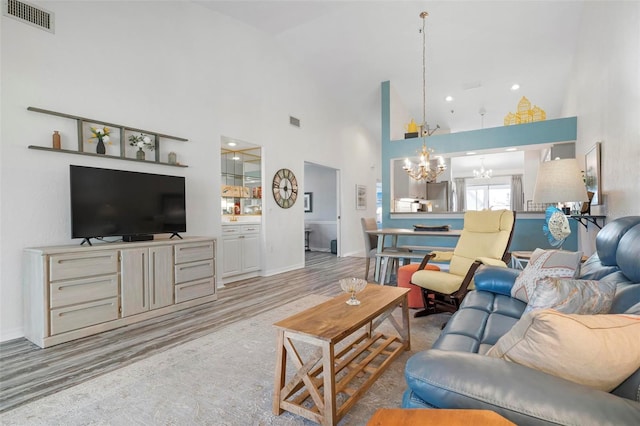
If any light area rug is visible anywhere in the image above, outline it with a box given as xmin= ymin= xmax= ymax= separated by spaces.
xmin=1 ymin=294 xmax=447 ymax=426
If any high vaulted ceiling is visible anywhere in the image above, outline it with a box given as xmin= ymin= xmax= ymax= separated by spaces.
xmin=197 ymin=1 xmax=584 ymax=138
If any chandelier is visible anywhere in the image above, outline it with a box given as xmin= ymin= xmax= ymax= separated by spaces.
xmin=403 ymin=144 xmax=446 ymax=182
xmin=473 ymin=158 xmax=493 ymax=179
xmin=403 ymin=11 xmax=445 ymax=182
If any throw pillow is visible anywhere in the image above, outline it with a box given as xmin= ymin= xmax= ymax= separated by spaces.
xmin=511 ymin=249 xmax=582 ymax=302
xmin=487 ymin=309 xmax=640 ymax=392
xmin=524 ymin=278 xmax=616 ymax=314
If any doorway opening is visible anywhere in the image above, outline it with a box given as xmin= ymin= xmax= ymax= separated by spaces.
xmin=303 ymin=162 xmax=340 ymax=258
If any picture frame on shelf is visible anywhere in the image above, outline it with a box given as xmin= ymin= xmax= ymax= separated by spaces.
xmin=356 ymin=184 xmax=366 ymax=210
xmin=584 ymin=142 xmax=601 ymax=205
xmin=304 ymin=192 xmax=313 ymax=213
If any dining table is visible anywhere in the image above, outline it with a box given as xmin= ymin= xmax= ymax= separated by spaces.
xmin=365 ymin=228 xmax=462 ymax=282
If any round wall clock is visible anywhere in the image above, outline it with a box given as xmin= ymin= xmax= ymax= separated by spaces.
xmin=272 ymin=168 xmax=299 ymax=209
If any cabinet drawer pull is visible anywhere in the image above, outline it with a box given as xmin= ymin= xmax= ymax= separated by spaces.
xmin=57 ymin=255 xmax=113 ymax=264
xmin=178 ymin=263 xmax=208 ymax=271
xmin=57 ymin=278 xmax=112 ymax=291
xmin=57 ymin=301 xmax=114 ymax=316
xmin=179 ymin=244 xmax=211 ymax=251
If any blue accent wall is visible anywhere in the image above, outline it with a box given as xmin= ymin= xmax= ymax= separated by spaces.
xmin=380 ymin=80 xmax=580 ymax=252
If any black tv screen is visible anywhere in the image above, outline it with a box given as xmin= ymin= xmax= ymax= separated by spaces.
xmin=70 ymin=165 xmax=186 ymax=240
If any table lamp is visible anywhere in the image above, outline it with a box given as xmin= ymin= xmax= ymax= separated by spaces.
xmin=533 ymin=158 xmax=589 ymax=210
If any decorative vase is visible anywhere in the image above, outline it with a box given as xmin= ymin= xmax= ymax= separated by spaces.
xmin=168 ymin=152 xmax=177 ymax=165
xmin=52 ymin=131 xmax=61 ymax=149
xmin=96 ymin=140 xmax=106 ymax=155
xmin=136 ymin=148 xmax=145 ymax=160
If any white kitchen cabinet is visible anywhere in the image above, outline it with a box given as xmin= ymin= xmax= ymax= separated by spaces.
xmin=221 ymin=224 xmax=261 ymax=283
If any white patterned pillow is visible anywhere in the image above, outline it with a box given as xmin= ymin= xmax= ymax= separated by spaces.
xmin=524 ymin=278 xmax=616 ymax=314
xmin=511 ymin=249 xmax=582 ymax=302
xmin=487 ymin=310 xmax=640 ymax=392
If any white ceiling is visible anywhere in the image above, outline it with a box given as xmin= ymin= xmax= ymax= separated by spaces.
xmin=197 ymin=0 xmax=584 ymax=138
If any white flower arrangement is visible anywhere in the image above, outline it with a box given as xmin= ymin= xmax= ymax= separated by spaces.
xmin=128 ymin=133 xmax=155 ymax=151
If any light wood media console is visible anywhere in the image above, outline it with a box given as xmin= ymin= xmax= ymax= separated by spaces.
xmin=23 ymin=237 xmax=216 ymax=348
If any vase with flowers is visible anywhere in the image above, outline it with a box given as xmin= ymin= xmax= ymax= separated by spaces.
xmin=128 ymin=133 xmax=155 ymax=160
xmin=89 ymin=126 xmax=111 ymax=154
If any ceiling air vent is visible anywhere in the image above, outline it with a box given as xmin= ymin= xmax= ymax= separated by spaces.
xmin=3 ymin=0 xmax=54 ymax=33
xmin=289 ymin=116 xmax=300 ymax=128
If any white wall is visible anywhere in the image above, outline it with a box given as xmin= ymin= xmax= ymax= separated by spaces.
xmin=562 ymin=1 xmax=640 ymax=253
xmin=0 ymin=2 xmax=380 ymax=340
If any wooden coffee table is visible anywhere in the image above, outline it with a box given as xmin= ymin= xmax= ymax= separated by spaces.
xmin=273 ymin=284 xmax=410 ymax=426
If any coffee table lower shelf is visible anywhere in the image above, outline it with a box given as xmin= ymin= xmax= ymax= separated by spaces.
xmin=273 ymin=285 xmax=410 ymax=426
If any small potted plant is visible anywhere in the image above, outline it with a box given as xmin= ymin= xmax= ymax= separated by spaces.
xmin=128 ymin=133 xmax=155 ymax=160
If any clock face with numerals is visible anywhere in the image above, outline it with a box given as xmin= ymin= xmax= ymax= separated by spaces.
xmin=272 ymin=168 xmax=298 ymax=209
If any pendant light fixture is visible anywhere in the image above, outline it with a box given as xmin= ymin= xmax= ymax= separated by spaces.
xmin=403 ymin=11 xmax=445 ymax=182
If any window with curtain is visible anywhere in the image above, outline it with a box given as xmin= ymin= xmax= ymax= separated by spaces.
xmin=465 ymin=182 xmax=511 ymax=211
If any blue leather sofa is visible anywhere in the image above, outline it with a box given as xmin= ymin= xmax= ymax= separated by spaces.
xmin=402 ymin=216 xmax=640 ymax=425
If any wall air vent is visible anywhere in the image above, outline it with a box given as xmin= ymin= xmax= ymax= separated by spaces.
xmin=289 ymin=116 xmax=300 ymax=128
xmin=3 ymin=0 xmax=54 ymax=33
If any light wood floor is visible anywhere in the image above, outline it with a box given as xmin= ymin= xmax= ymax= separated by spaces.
xmin=0 ymin=252 xmax=365 ymax=413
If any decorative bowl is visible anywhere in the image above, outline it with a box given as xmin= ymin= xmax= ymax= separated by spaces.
xmin=339 ymin=277 xmax=367 ymax=305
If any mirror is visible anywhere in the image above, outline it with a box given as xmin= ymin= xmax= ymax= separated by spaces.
xmin=391 ymin=142 xmax=575 ymax=212
xmin=221 ymin=137 xmax=262 ymax=216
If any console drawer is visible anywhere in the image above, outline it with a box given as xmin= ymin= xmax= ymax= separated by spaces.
xmin=175 ymin=278 xmax=215 ymax=303
xmin=175 ymin=259 xmax=214 ymax=284
xmin=50 ymin=251 xmax=119 ymax=282
xmin=50 ymin=275 xmax=119 ymax=309
xmin=175 ymin=241 xmax=214 ymax=264
xmin=50 ymin=297 xmax=119 ymax=335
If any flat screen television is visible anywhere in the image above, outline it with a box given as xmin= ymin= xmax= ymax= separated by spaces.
xmin=70 ymin=165 xmax=186 ymax=244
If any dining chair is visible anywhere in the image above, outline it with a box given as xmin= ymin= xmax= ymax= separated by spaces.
xmin=361 ymin=217 xmax=380 ymax=281
xmin=361 ymin=217 xmax=416 ymax=283
xmin=410 ymin=209 xmax=516 ymax=316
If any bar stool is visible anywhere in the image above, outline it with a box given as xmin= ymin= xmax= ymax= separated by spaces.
xmin=397 ymin=263 xmax=440 ymax=308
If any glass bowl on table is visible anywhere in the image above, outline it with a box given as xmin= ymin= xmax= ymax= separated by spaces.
xmin=339 ymin=277 xmax=367 ymax=305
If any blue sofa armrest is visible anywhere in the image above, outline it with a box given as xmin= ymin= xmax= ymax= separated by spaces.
xmin=474 ymin=266 xmax=520 ymax=296
xmin=404 ymin=350 xmax=640 ymax=425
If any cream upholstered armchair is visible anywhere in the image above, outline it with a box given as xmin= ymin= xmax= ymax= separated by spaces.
xmin=411 ymin=210 xmax=516 ymax=317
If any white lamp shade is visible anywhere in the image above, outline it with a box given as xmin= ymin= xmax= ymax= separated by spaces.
xmin=533 ymin=158 xmax=589 ymax=203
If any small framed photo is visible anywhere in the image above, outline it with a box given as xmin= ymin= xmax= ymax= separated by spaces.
xmin=584 ymin=142 xmax=601 ymax=205
xmin=304 ymin=192 xmax=313 ymax=213
xmin=356 ymin=184 xmax=366 ymax=210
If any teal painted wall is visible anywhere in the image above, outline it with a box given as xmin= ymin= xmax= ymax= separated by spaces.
xmin=380 ymin=81 xmax=580 ymax=252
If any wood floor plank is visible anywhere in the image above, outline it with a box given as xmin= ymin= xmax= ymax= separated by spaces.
xmin=0 ymin=252 xmax=364 ymax=413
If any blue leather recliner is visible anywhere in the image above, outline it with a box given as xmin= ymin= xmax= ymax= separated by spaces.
xmin=402 ymin=216 xmax=640 ymax=425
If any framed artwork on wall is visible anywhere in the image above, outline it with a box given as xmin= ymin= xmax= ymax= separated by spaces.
xmin=584 ymin=142 xmax=601 ymax=205
xmin=356 ymin=184 xmax=366 ymax=210
xmin=304 ymin=192 xmax=313 ymax=212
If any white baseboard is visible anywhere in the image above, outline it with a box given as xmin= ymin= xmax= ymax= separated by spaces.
xmin=0 ymin=326 xmax=24 ymax=342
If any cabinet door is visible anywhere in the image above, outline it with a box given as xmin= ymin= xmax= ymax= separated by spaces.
xmin=149 ymin=246 xmax=173 ymax=310
xmin=121 ymin=248 xmax=149 ymax=317
xmin=221 ymin=236 xmax=242 ymax=277
xmin=242 ymin=233 xmax=260 ymax=273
